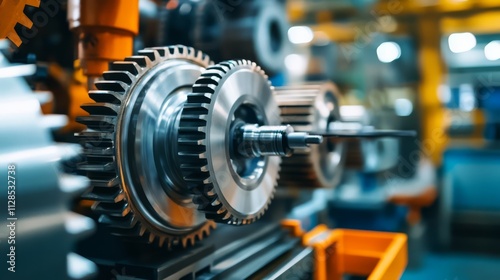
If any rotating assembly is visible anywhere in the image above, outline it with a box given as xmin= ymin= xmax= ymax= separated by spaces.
xmin=77 ymin=46 xmax=216 ymax=248
xmin=275 ymin=83 xmax=346 ymax=188
xmin=76 ymin=46 xmax=321 ymax=247
xmin=178 ymin=60 xmax=282 ymax=225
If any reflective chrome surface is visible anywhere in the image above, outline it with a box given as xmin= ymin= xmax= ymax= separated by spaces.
xmin=118 ymin=59 xmax=207 ymax=232
xmin=206 ymin=64 xmax=281 ymax=219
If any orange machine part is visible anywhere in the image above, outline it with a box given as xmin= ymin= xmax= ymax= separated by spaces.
xmin=286 ymin=223 xmax=407 ymax=280
xmin=67 ymin=0 xmax=139 ymax=76
xmin=388 ymin=187 xmax=437 ymax=225
xmin=0 ymin=0 xmax=40 ymax=46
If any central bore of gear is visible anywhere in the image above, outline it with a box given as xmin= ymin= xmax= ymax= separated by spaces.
xmin=229 ymin=103 xmax=267 ymax=187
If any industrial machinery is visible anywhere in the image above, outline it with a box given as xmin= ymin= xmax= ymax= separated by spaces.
xmin=75 ymin=42 xmax=416 ymax=245
xmin=439 ymin=31 xmax=500 ymax=253
xmin=0 ymin=1 xmax=414 ymax=279
xmin=0 ymin=43 xmax=96 ymax=279
xmin=157 ymin=0 xmax=290 ymax=76
xmin=71 ymin=44 xmax=413 ymax=279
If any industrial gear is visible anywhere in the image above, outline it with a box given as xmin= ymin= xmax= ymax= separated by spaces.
xmin=0 ymin=0 xmax=40 ymax=46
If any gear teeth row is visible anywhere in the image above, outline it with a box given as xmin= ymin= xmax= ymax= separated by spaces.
xmin=274 ymin=84 xmax=344 ymax=188
xmin=178 ymin=59 xmax=276 ymax=225
xmin=77 ymin=45 xmax=215 ymax=248
xmin=0 ymin=0 xmax=40 ymax=46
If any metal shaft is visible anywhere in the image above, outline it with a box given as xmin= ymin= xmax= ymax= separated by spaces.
xmin=235 ymin=124 xmax=323 ymax=158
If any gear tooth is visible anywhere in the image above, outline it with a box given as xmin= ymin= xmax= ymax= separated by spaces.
xmin=98 ymin=212 xmax=136 ymax=229
xmin=102 ymin=71 xmax=135 ymax=85
xmin=181 ymin=237 xmax=188 ymax=248
xmin=17 ymin=13 xmax=33 ymax=28
xmin=180 ymin=45 xmax=189 ymax=56
xmin=91 ymin=200 xmax=130 ymax=217
xmin=76 ymin=116 xmax=115 ymax=133
xmin=125 ymin=55 xmax=152 ymax=68
xmin=138 ymin=49 xmax=160 ymax=62
xmin=195 ymin=49 xmax=203 ymax=61
xmin=75 ymin=131 xmax=114 ymax=141
xmin=109 ymin=61 xmax=141 ymax=76
xmin=81 ymin=103 xmax=119 ymax=116
xmin=146 ymin=46 xmax=166 ymax=56
xmin=25 ymin=0 xmax=40 ymax=6
xmin=137 ymin=225 xmax=146 ymax=237
xmin=82 ymin=187 xmax=124 ymax=203
xmin=148 ymin=233 xmax=156 ymax=244
xmin=7 ymin=31 xmax=22 ymax=47
xmin=94 ymin=80 xmax=128 ymax=92
xmin=192 ymin=79 xmax=219 ymax=92
xmin=186 ymin=46 xmax=195 ymax=57
xmin=77 ymin=161 xmax=115 ymax=172
xmin=158 ymin=236 xmax=166 ymax=247
xmin=88 ymin=90 xmax=123 ymax=104
xmin=169 ymin=45 xmax=181 ymax=56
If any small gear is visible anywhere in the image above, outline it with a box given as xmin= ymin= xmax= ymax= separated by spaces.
xmin=0 ymin=0 xmax=40 ymax=46
xmin=275 ymin=83 xmax=346 ymax=188
xmin=77 ymin=45 xmax=216 ymax=248
xmin=179 ymin=60 xmax=281 ymax=225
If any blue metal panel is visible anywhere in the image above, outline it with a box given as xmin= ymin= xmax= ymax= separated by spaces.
xmin=443 ymin=148 xmax=500 ymax=211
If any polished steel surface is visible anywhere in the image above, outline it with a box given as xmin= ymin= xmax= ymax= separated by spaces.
xmin=119 ymin=59 xmax=207 ymax=231
xmin=179 ymin=60 xmax=281 ymax=224
xmin=235 ymin=124 xmax=324 ymax=158
xmin=77 ymin=46 xmax=216 ymax=248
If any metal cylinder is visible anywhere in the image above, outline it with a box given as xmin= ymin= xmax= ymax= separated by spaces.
xmin=275 ymin=82 xmax=346 ymax=189
xmin=237 ymin=124 xmax=294 ymax=157
xmin=67 ymin=0 xmax=139 ymax=77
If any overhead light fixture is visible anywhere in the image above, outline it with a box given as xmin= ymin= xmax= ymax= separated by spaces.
xmin=284 ymin=54 xmax=308 ymax=76
xmin=459 ymin=84 xmax=475 ymax=112
xmin=376 ymin=42 xmax=401 ymax=63
xmin=448 ymin=32 xmax=476 ymax=53
xmin=394 ymin=98 xmax=413 ymax=117
xmin=288 ymin=26 xmax=314 ymax=45
xmin=484 ymin=40 xmax=500 ymax=61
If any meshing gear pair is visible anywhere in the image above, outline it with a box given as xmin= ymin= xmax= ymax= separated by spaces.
xmin=77 ymin=45 xmax=345 ymax=248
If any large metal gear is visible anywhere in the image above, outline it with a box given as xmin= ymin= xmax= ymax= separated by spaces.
xmin=77 ymin=46 xmax=216 ymax=248
xmin=0 ymin=47 xmax=96 ymax=279
xmin=0 ymin=0 xmax=40 ymax=46
xmin=179 ymin=60 xmax=281 ymax=225
xmin=275 ymin=83 xmax=346 ymax=188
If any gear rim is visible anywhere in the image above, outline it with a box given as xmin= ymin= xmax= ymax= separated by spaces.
xmin=77 ymin=45 xmax=216 ymax=248
xmin=178 ymin=59 xmax=281 ymax=225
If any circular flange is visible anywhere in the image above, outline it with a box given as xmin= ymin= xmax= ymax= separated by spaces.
xmin=275 ymin=83 xmax=346 ymax=188
xmin=178 ymin=60 xmax=281 ymax=225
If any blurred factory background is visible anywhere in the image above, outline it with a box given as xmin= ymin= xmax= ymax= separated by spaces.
xmin=1 ymin=0 xmax=500 ymax=279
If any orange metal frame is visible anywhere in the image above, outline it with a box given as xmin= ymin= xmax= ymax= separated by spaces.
xmin=282 ymin=220 xmax=408 ymax=280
